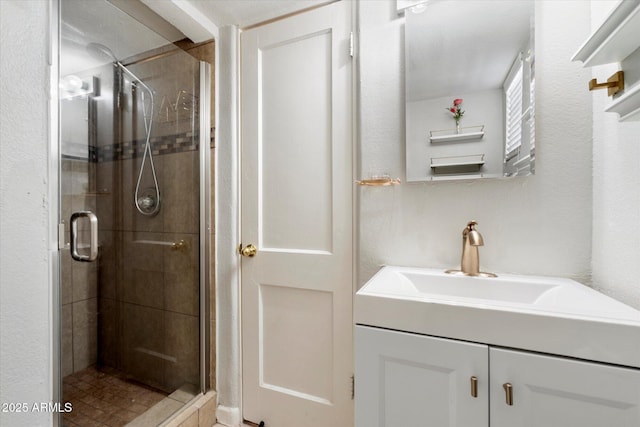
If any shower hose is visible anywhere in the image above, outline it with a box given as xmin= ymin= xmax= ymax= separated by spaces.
xmin=119 ymin=64 xmax=161 ymax=216
xmin=133 ymin=84 xmax=160 ymax=216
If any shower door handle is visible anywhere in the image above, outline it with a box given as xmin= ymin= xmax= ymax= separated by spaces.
xmin=70 ymin=211 xmax=98 ymax=262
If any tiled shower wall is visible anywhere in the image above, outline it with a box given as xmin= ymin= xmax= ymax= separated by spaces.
xmin=97 ymin=51 xmax=202 ymax=393
xmin=61 ymin=43 xmax=215 ymax=394
xmin=96 ymin=154 xmax=200 ymax=393
xmin=60 ymin=159 xmax=99 ymax=378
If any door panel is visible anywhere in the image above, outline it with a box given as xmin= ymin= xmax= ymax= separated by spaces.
xmin=260 ymin=29 xmax=333 ymax=253
xmin=490 ymin=348 xmax=640 ymax=427
xmin=260 ymin=284 xmax=334 ymax=403
xmin=241 ymin=2 xmax=353 ymax=425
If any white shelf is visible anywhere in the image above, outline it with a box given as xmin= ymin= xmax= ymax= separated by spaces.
xmin=573 ymin=0 xmax=640 ymax=122
xmin=572 ymin=0 xmax=640 ymax=67
xmin=430 ymin=131 xmax=485 ymax=143
xmin=429 ymin=125 xmax=485 ymax=143
xmin=430 ymin=174 xmax=483 ymax=181
xmin=431 ymin=154 xmax=485 ymax=169
xmin=605 ymin=81 xmax=640 ymax=121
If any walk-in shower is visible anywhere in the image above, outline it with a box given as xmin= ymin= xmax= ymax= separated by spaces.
xmin=57 ymin=1 xmax=212 ymax=425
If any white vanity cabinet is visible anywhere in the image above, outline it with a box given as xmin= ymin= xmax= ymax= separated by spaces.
xmin=355 ymin=325 xmax=489 ymax=427
xmin=355 ymin=325 xmax=640 ymax=427
xmin=490 ymin=348 xmax=640 ymax=426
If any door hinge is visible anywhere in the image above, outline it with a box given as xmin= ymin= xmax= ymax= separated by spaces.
xmin=351 ymin=374 xmax=355 ymax=399
xmin=58 ymin=222 xmax=66 ymax=250
xmin=349 ymin=31 xmax=354 ymax=58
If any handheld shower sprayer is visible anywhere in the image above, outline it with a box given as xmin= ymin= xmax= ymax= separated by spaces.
xmin=86 ymin=42 xmax=160 ymax=216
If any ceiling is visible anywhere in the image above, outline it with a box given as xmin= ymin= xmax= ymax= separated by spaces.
xmin=189 ymin=0 xmax=333 ymax=28
xmin=59 ymin=0 xmax=335 ymax=78
xmin=139 ymin=0 xmax=333 ymax=43
xmin=61 ymin=0 xmax=174 ymax=76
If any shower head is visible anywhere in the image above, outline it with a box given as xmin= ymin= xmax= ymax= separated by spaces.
xmin=86 ymin=42 xmax=118 ymax=63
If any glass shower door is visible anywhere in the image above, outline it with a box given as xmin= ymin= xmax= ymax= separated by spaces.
xmin=58 ymin=1 xmax=209 ymax=425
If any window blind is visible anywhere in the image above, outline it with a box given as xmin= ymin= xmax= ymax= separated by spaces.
xmin=504 ymin=59 xmax=523 ymax=157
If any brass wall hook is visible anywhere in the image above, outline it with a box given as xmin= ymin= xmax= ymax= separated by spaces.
xmin=589 ymin=71 xmax=624 ymax=96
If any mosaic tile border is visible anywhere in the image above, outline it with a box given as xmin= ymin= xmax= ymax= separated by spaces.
xmin=61 ymin=128 xmax=214 ymax=163
xmin=94 ymin=128 xmax=214 ymax=163
xmin=96 ymin=132 xmax=195 ymax=162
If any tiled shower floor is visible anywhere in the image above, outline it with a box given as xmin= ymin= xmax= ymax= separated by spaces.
xmin=62 ymin=366 xmax=167 ymax=427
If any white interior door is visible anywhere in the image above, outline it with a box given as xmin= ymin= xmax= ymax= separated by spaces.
xmin=240 ymin=1 xmax=353 ymax=425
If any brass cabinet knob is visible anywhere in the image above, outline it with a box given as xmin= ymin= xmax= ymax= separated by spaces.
xmin=239 ymin=243 xmax=258 ymax=257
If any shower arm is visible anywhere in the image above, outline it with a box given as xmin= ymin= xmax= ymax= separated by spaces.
xmin=115 ymin=61 xmax=153 ymax=108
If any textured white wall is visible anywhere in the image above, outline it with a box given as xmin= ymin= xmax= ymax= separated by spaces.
xmin=0 ymin=1 xmax=53 ymax=426
xmin=357 ymin=1 xmax=593 ymax=287
xmin=590 ymin=1 xmax=640 ymax=310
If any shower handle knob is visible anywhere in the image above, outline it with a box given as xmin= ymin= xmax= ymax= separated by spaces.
xmin=239 ymin=243 xmax=258 ymax=257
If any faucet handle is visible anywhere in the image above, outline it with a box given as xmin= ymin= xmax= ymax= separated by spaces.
xmin=466 ymin=220 xmax=484 ymax=246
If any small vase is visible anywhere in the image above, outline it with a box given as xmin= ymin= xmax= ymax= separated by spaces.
xmin=455 ymin=122 xmax=461 ymax=134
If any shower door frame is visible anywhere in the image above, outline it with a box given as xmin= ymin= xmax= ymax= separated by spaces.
xmin=49 ymin=2 xmax=62 ymax=426
xmin=49 ymin=1 xmax=212 ymax=425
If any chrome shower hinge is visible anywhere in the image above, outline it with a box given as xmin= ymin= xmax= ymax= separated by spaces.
xmin=58 ymin=223 xmax=66 ymax=250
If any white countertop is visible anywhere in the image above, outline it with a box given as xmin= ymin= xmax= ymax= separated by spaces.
xmin=355 ymin=266 xmax=640 ymax=369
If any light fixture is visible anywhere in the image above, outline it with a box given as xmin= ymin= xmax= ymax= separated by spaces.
xmin=59 ymin=75 xmax=88 ymax=95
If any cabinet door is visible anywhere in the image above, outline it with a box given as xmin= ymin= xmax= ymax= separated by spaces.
xmin=355 ymin=325 xmax=489 ymax=427
xmin=490 ymin=348 xmax=640 ymax=427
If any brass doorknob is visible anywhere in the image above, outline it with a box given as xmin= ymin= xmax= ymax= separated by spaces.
xmin=239 ymin=243 xmax=257 ymax=257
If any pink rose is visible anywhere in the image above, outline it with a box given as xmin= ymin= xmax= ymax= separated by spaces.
xmin=453 ymin=98 xmax=463 ymax=106
xmin=449 ymin=107 xmax=457 ymax=113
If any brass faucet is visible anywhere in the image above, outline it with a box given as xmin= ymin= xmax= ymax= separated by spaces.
xmin=445 ymin=220 xmax=497 ymax=277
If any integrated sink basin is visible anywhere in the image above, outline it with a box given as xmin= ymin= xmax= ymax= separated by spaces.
xmin=360 ymin=266 xmax=640 ymax=318
xmin=356 ymin=266 xmax=640 ymax=369
xmin=398 ymin=271 xmax=558 ymax=304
